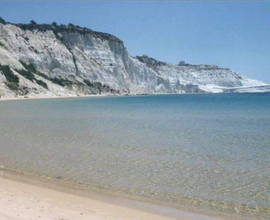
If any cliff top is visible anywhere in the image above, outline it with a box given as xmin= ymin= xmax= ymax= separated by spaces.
xmin=137 ymin=55 xmax=230 ymax=71
xmin=1 ymin=18 xmax=123 ymax=43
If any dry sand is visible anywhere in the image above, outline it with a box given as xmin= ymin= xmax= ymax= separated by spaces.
xmin=0 ymin=170 xmax=224 ymax=220
xmin=0 ymin=94 xmax=111 ymax=102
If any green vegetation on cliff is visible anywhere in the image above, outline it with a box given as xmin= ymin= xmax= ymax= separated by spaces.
xmin=18 ymin=61 xmax=48 ymax=89
xmin=0 ymin=64 xmax=19 ymax=91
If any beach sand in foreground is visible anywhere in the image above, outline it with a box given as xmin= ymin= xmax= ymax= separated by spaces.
xmin=0 ymin=170 xmax=228 ymax=220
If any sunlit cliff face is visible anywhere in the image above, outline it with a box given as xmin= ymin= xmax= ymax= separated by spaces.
xmin=0 ymin=22 xmax=269 ymax=98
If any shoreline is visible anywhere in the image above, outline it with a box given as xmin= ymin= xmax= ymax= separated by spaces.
xmin=0 ymin=93 xmax=160 ymax=102
xmin=0 ymin=168 xmax=241 ymax=220
xmin=0 ymin=94 xmax=267 ymax=219
xmin=1 ymin=92 xmax=269 ymax=103
xmin=0 ymin=93 xmax=114 ymax=102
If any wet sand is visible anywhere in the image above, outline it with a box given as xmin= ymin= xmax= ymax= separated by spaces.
xmin=0 ymin=169 xmax=230 ymax=220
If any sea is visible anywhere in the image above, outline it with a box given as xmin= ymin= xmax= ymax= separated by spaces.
xmin=0 ymin=93 xmax=269 ymax=219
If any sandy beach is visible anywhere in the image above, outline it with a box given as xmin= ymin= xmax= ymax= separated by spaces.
xmin=0 ymin=94 xmax=113 ymax=102
xmin=0 ymin=170 xmax=228 ymax=220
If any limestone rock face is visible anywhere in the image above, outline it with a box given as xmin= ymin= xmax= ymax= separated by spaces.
xmin=0 ymin=22 xmax=269 ymax=99
xmin=136 ymin=55 xmax=269 ymax=94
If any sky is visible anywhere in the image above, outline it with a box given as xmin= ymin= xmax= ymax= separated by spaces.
xmin=0 ymin=1 xmax=270 ymax=83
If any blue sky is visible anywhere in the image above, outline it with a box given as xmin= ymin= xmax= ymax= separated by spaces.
xmin=0 ymin=1 xmax=270 ymax=83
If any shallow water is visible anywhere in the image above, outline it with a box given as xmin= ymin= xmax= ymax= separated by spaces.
xmin=0 ymin=94 xmax=270 ymax=218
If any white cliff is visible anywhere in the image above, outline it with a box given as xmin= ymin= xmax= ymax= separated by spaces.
xmin=0 ymin=20 xmax=269 ymax=99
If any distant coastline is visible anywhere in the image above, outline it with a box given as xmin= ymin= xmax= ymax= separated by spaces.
xmin=1 ymin=20 xmax=269 ymax=100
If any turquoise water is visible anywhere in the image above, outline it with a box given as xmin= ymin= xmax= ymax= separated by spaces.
xmin=0 ymin=93 xmax=270 ymax=218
